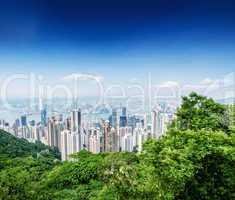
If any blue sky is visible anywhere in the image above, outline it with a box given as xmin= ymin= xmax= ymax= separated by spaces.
xmin=0 ymin=0 xmax=234 ymax=97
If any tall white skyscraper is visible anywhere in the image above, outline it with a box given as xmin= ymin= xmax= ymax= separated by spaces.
xmin=88 ymin=128 xmax=101 ymax=153
xmin=61 ymin=130 xmax=69 ymax=161
xmin=61 ymin=129 xmax=88 ymax=161
xmin=47 ymin=117 xmax=62 ymax=149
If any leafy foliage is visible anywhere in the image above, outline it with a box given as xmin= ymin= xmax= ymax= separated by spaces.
xmin=0 ymin=94 xmax=234 ymax=199
xmin=141 ymin=129 xmax=235 ymax=199
xmin=0 ymin=129 xmax=60 ymax=159
xmin=171 ymin=92 xmax=229 ymax=132
xmin=227 ymin=104 xmax=235 ymax=128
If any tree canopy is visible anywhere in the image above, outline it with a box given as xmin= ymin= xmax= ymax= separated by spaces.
xmin=0 ymin=93 xmax=234 ymax=200
xmin=171 ymin=92 xmax=229 ymax=132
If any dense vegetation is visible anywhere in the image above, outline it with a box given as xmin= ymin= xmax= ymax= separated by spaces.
xmin=0 ymin=130 xmax=61 ymax=199
xmin=227 ymin=104 xmax=235 ymax=129
xmin=0 ymin=93 xmax=234 ymax=200
xmin=0 ymin=130 xmax=60 ymax=159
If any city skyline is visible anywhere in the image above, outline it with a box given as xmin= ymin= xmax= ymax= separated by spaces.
xmin=0 ymin=1 xmax=234 ymax=199
xmin=0 ymin=0 xmax=234 ymax=145
xmin=0 ymin=100 xmax=173 ymax=161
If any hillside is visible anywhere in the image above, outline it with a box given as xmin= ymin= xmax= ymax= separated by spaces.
xmin=0 ymin=93 xmax=234 ymax=200
xmin=0 ymin=129 xmax=60 ymax=159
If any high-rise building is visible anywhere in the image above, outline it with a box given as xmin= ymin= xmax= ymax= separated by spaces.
xmin=120 ymin=134 xmax=133 ymax=152
xmin=61 ymin=129 xmax=87 ymax=161
xmin=88 ymin=128 xmax=101 ymax=153
xmin=71 ymin=109 xmax=81 ymax=132
xmin=65 ymin=117 xmax=71 ymax=130
xmin=80 ymin=129 xmax=88 ymax=150
xmin=122 ymin=107 xmax=127 ymax=116
xmin=15 ymin=119 xmax=20 ymax=127
xmin=21 ymin=126 xmax=29 ymax=139
xmin=100 ymin=120 xmax=111 ymax=152
xmin=110 ymin=109 xmax=118 ymax=128
xmin=47 ymin=118 xmax=55 ymax=146
xmin=47 ymin=117 xmax=61 ymax=149
xmin=20 ymin=115 xmax=29 ymax=138
xmin=28 ymin=121 xmax=37 ymax=140
xmin=68 ymin=132 xmax=81 ymax=156
xmin=40 ymin=108 xmax=47 ymax=126
xmin=120 ymin=116 xmax=127 ymax=127
xmin=29 ymin=120 xmax=35 ymax=126
xmin=151 ymin=110 xmax=168 ymax=139
xmin=127 ymin=115 xmax=137 ymax=129
xmin=12 ymin=119 xmax=20 ymax=136
xmin=120 ymin=107 xmax=127 ymax=127
xmin=110 ymin=128 xmax=119 ymax=152
xmin=34 ymin=124 xmax=42 ymax=141
xmin=21 ymin=115 xmax=27 ymax=127
xmin=57 ymin=114 xmax=63 ymax=122
xmin=119 ymin=126 xmax=133 ymax=151
xmin=61 ymin=130 xmax=69 ymax=161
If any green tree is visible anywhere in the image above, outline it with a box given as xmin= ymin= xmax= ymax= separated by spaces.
xmin=0 ymin=130 xmax=60 ymax=159
xmin=141 ymin=129 xmax=235 ymax=200
xmin=0 ymin=94 xmax=235 ymax=200
xmin=171 ymin=92 xmax=229 ymax=132
xmin=37 ymin=150 xmax=104 ymax=200
xmin=97 ymin=152 xmax=139 ymax=200
xmin=227 ymin=104 xmax=235 ymax=128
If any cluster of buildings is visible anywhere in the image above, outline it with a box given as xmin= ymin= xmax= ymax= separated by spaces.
xmin=0 ymin=104 xmax=174 ymax=161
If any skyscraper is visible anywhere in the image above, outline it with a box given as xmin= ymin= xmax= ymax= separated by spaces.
xmin=71 ymin=109 xmax=81 ymax=132
xmin=41 ymin=107 xmax=47 ymax=126
xmin=20 ymin=115 xmax=28 ymax=138
xmin=88 ymin=128 xmax=101 ymax=153
xmin=47 ymin=118 xmax=55 ymax=146
xmin=127 ymin=115 xmax=137 ymax=129
xmin=101 ymin=120 xmax=111 ymax=152
xmin=21 ymin=115 xmax=27 ymax=127
xmin=120 ymin=116 xmax=127 ymax=127
xmin=61 ymin=130 xmax=69 ymax=161
xmin=110 ymin=109 xmax=118 ymax=128
xmin=12 ymin=119 xmax=20 ymax=136
xmin=47 ymin=117 xmax=61 ymax=149
xmin=120 ymin=107 xmax=127 ymax=127
xmin=122 ymin=107 xmax=127 ymax=116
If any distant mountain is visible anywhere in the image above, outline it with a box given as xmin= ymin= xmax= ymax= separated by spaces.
xmin=0 ymin=130 xmax=60 ymax=159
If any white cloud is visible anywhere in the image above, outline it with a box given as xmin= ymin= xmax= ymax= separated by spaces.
xmin=200 ymin=78 xmax=214 ymax=85
xmin=63 ymin=73 xmax=103 ymax=82
xmin=159 ymin=81 xmax=180 ymax=88
xmin=156 ymin=74 xmax=234 ymax=100
xmin=200 ymin=73 xmax=235 ymax=99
